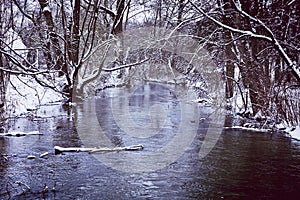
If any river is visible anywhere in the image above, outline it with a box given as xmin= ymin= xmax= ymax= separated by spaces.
xmin=1 ymin=83 xmax=300 ymax=199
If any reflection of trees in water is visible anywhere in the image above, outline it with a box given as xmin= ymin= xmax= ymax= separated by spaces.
xmin=0 ymin=68 xmax=5 ymax=133
xmin=0 ymin=58 xmax=9 ymax=133
xmin=0 ymin=137 xmax=8 ymax=195
xmin=99 ymin=48 xmax=212 ymax=99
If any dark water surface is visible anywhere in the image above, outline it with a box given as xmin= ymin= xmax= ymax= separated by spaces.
xmin=1 ymin=85 xmax=300 ymax=199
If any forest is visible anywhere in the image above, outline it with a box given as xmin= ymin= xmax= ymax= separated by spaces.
xmin=0 ymin=0 xmax=299 ymax=131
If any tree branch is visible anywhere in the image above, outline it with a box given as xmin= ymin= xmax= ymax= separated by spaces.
xmin=99 ymin=5 xmax=116 ymax=18
xmin=0 ymin=67 xmax=52 ymax=76
xmin=231 ymin=0 xmax=300 ymax=82
xmin=12 ymin=0 xmax=35 ymax=24
xmin=188 ymin=0 xmax=300 ymax=82
xmin=188 ymin=0 xmax=272 ymax=42
xmin=102 ymin=58 xmax=149 ymax=72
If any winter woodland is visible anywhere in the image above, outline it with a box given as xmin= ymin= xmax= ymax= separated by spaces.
xmin=0 ymin=0 xmax=299 ymax=136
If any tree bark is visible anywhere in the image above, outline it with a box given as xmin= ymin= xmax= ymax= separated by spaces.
xmin=38 ymin=0 xmax=66 ymax=77
xmin=112 ymin=0 xmax=125 ymax=34
xmin=0 ymin=1 xmax=5 ymax=120
xmin=177 ymin=0 xmax=185 ymax=25
xmin=221 ymin=0 xmax=235 ymax=99
xmin=72 ymin=0 xmax=80 ymax=65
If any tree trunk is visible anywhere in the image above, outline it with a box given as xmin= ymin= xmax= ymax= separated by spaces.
xmin=71 ymin=0 xmax=80 ymax=65
xmin=220 ymin=0 xmax=235 ymax=98
xmin=0 ymin=2 xmax=5 ymax=123
xmin=38 ymin=0 xmax=66 ymax=77
xmin=244 ymin=1 xmax=271 ymax=115
xmin=177 ymin=0 xmax=184 ymax=25
xmin=112 ymin=0 xmax=125 ymax=34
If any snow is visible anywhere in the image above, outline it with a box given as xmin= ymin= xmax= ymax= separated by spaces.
xmin=226 ymin=123 xmax=300 ymax=141
xmin=5 ymin=28 xmax=27 ymax=55
xmin=275 ymin=123 xmax=300 ymax=140
xmin=5 ymin=75 xmax=64 ymax=117
xmin=224 ymin=126 xmax=271 ymax=133
xmin=288 ymin=0 xmax=296 ymax=6
xmin=4 ymin=28 xmax=63 ymax=117
xmin=42 ymin=6 xmax=51 ymax=13
xmin=0 ymin=131 xmax=41 ymax=137
xmin=289 ymin=126 xmax=300 ymax=140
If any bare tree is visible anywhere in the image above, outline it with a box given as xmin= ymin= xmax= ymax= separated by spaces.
xmin=0 ymin=0 xmax=120 ymax=102
xmin=189 ymin=0 xmax=300 ymax=125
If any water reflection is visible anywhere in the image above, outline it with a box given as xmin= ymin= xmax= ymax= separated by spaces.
xmin=77 ymin=82 xmax=201 ymax=173
xmin=95 ymin=83 xmax=181 ymax=147
xmin=0 ymin=137 xmax=8 ymax=180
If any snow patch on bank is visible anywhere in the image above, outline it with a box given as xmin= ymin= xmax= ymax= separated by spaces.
xmin=289 ymin=126 xmax=300 ymax=140
xmin=6 ymin=75 xmax=64 ymax=117
xmin=275 ymin=123 xmax=300 ymax=140
xmin=3 ymin=26 xmax=66 ymax=118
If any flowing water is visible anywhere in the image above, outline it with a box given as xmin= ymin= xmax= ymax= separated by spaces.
xmin=1 ymin=84 xmax=300 ymax=199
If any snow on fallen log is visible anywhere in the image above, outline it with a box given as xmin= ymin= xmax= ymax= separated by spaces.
xmin=54 ymin=144 xmax=144 ymax=154
xmin=40 ymin=152 xmax=49 ymax=158
xmin=27 ymin=155 xmax=36 ymax=159
xmin=288 ymin=126 xmax=300 ymax=140
xmin=0 ymin=131 xmax=42 ymax=137
xmin=223 ymin=126 xmax=272 ymax=133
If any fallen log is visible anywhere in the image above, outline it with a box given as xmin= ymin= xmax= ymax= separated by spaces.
xmin=54 ymin=144 xmax=144 ymax=154
xmin=223 ymin=126 xmax=272 ymax=133
xmin=0 ymin=131 xmax=42 ymax=137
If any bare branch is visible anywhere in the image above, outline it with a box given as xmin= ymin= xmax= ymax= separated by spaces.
xmin=188 ymin=0 xmax=300 ymax=82
xmin=12 ymin=0 xmax=35 ymax=24
xmin=231 ymin=0 xmax=300 ymax=81
xmin=188 ymin=0 xmax=272 ymax=42
xmin=99 ymin=5 xmax=116 ymax=18
xmin=0 ymin=67 xmax=53 ymax=76
xmin=102 ymin=58 xmax=149 ymax=72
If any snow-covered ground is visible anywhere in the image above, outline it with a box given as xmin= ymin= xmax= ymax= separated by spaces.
xmin=6 ymin=75 xmax=64 ymax=117
xmin=275 ymin=123 xmax=300 ymax=140
xmin=4 ymin=27 xmax=65 ymax=118
xmin=288 ymin=126 xmax=300 ymax=140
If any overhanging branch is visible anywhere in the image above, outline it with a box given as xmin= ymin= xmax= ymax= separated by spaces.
xmin=231 ymin=0 xmax=300 ymax=82
xmin=188 ymin=0 xmax=300 ymax=82
xmin=102 ymin=58 xmax=149 ymax=72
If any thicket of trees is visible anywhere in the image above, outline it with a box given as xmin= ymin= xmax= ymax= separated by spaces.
xmin=210 ymin=0 xmax=300 ymax=125
xmin=0 ymin=0 xmax=299 ymax=126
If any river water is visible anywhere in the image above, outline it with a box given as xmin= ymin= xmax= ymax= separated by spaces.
xmin=1 ymin=83 xmax=300 ymax=199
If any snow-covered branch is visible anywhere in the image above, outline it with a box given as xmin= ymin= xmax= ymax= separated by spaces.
xmin=232 ymin=0 xmax=300 ymax=81
xmin=99 ymin=5 xmax=116 ymax=18
xmin=188 ymin=0 xmax=300 ymax=81
xmin=102 ymin=58 xmax=149 ymax=72
xmin=0 ymin=67 xmax=53 ymax=76
xmin=188 ymin=0 xmax=272 ymax=42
